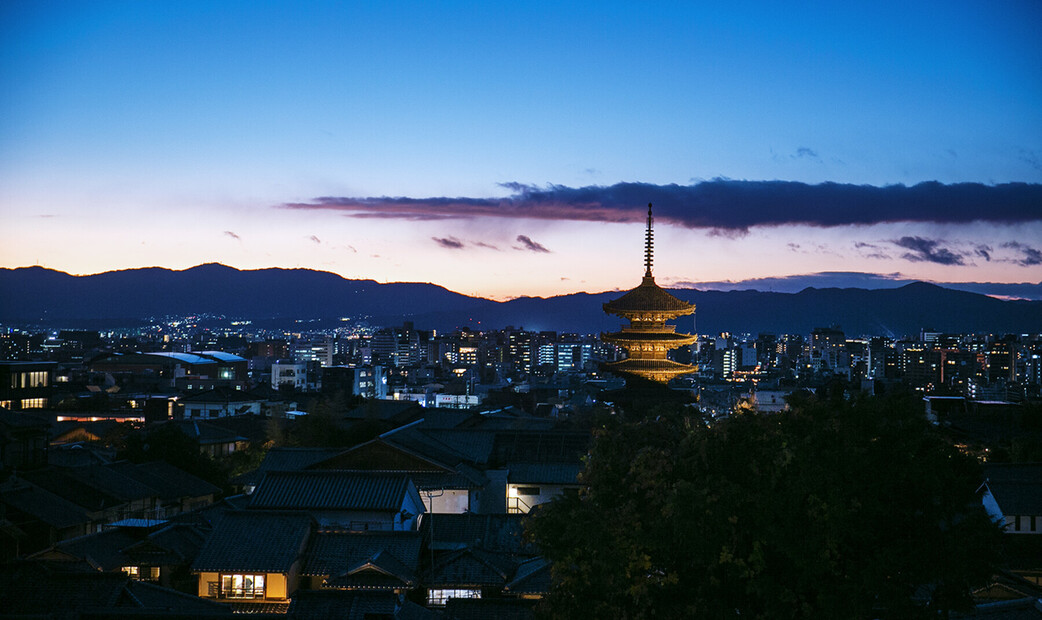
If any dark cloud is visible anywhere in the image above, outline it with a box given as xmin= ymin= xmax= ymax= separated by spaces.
xmin=474 ymin=241 xmax=501 ymax=251
xmin=891 ymin=236 xmax=964 ymax=266
xmin=223 ymin=231 xmax=241 ymax=241
xmin=515 ymin=235 xmax=550 ymax=253
xmin=1002 ymin=241 xmax=1042 ymax=266
xmin=854 ymin=241 xmax=892 ymax=260
xmin=974 ymin=244 xmax=992 ymax=261
xmin=282 ymin=180 xmax=1042 ymax=231
xmin=432 ymin=236 xmax=464 ymax=250
xmin=308 ymin=235 xmax=321 ymax=244
xmin=794 ymin=147 xmax=819 ymax=159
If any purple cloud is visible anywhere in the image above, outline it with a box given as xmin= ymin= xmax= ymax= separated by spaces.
xmin=515 ymin=235 xmax=550 ymax=253
xmin=432 ymin=236 xmax=465 ymax=250
xmin=891 ymin=236 xmax=964 ymax=266
xmin=224 ymin=231 xmax=241 ymax=241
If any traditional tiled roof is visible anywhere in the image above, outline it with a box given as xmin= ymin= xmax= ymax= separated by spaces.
xmin=504 ymin=557 xmax=551 ymax=595
xmin=443 ymin=597 xmax=536 ymax=620
xmin=191 ymin=511 xmax=312 ymax=573
xmin=0 ymin=481 xmax=91 ymax=529
xmin=425 ymin=546 xmax=518 ymax=587
xmin=109 ymin=460 xmax=221 ymax=501
xmin=983 ymin=463 xmax=1042 ymax=516
xmin=602 ymin=276 xmax=694 ymax=316
xmin=0 ymin=561 xmax=232 ymax=616
xmin=326 ymin=549 xmax=419 ymax=589
xmin=287 ymin=590 xmax=395 ymax=620
xmin=168 ymin=420 xmax=250 ymax=446
xmin=248 ymin=471 xmax=415 ymax=512
xmin=420 ymin=514 xmax=531 ymax=554
xmin=19 ymin=468 xmax=124 ymax=512
xmin=507 ymin=462 xmax=582 ymax=485
xmin=301 ymin=530 xmax=421 ymax=578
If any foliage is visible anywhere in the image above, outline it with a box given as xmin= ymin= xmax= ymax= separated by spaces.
xmin=527 ymin=393 xmax=1002 ymax=619
xmin=120 ymin=423 xmax=226 ymax=489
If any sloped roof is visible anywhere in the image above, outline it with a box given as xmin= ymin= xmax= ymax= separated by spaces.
xmin=108 ymin=460 xmax=221 ymax=501
xmin=425 ymin=546 xmax=518 ymax=587
xmin=420 ymin=513 xmax=531 ymax=554
xmin=191 ymin=511 xmax=312 ymax=573
xmin=603 ymin=276 xmax=695 ymax=316
xmin=507 ymin=462 xmax=582 ymax=485
xmin=443 ymin=598 xmax=535 ymax=620
xmin=287 ymin=590 xmax=396 ymax=620
xmin=983 ymin=463 xmax=1042 ymax=516
xmin=248 ymin=471 xmax=416 ymax=512
xmin=504 ymin=557 xmax=551 ymax=595
xmin=326 ymin=549 xmax=418 ymax=589
xmin=301 ymin=530 xmax=421 ymax=578
xmin=1 ymin=482 xmax=91 ymax=529
xmin=0 ymin=561 xmax=232 ymax=615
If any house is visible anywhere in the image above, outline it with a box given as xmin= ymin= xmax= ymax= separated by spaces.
xmin=30 ymin=517 xmax=210 ymax=591
xmin=178 ymin=387 xmax=263 ymax=420
xmin=0 ymin=407 xmax=49 ymax=473
xmin=0 ymin=559 xmax=233 ymax=618
xmin=247 ymin=471 xmax=424 ymax=531
xmin=299 ymin=529 xmax=422 ymax=593
xmin=980 ymin=463 xmax=1042 ymax=534
xmin=192 ymin=510 xmax=313 ymax=613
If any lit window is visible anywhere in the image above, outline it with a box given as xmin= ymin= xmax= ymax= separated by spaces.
xmin=149 ymin=566 xmax=161 ymax=580
xmin=20 ymin=398 xmax=46 ymax=409
xmin=427 ymin=588 xmax=480 ymax=606
xmin=122 ymin=566 xmax=139 ymax=577
xmin=221 ymin=573 xmax=265 ymax=599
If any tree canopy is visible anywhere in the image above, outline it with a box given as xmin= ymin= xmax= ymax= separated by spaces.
xmin=527 ymin=392 xmax=1001 ymax=619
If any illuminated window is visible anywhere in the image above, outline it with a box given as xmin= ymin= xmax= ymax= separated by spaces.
xmin=0 ymin=401 xmax=11 ymax=410
xmin=221 ymin=574 xmax=265 ymax=599
xmin=122 ymin=566 xmax=139 ymax=577
xmin=20 ymin=398 xmax=46 ymax=409
xmin=427 ymin=588 xmax=480 ymax=606
xmin=149 ymin=566 xmax=160 ymax=580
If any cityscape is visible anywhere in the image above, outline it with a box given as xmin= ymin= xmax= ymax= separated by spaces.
xmin=3 ymin=1 xmax=1042 ymax=619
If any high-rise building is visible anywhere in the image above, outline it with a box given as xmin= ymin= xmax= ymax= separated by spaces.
xmin=601 ymin=204 xmax=697 ymax=383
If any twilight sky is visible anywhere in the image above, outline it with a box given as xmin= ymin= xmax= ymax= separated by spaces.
xmin=2 ymin=1 xmax=1041 ymax=300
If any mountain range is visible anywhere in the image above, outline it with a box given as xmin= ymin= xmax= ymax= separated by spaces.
xmin=2 ymin=264 xmax=1041 ymax=337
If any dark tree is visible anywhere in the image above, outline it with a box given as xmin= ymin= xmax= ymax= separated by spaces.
xmin=528 ymin=393 xmax=1001 ymax=619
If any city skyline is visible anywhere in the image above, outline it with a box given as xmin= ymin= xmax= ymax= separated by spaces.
xmin=3 ymin=2 xmax=1041 ymax=300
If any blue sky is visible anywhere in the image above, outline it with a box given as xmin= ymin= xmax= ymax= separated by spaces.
xmin=2 ymin=1 xmax=1041 ymax=299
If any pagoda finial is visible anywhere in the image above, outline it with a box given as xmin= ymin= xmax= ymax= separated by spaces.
xmin=644 ymin=202 xmax=654 ymax=277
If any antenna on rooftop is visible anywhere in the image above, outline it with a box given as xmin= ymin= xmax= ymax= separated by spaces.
xmin=644 ymin=203 xmax=654 ymax=278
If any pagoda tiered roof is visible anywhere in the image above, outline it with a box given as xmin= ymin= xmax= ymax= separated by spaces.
xmin=600 ymin=203 xmax=698 ymax=383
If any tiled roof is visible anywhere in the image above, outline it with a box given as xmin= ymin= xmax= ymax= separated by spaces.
xmin=425 ymin=547 xmax=517 ymax=587
xmin=1 ymin=481 xmax=91 ymax=529
xmin=19 ymin=468 xmax=124 ymax=512
xmin=109 ymin=460 xmax=221 ymax=500
xmin=301 ymin=530 xmax=421 ymax=577
xmin=287 ymin=590 xmax=395 ymax=620
xmin=602 ymin=276 xmax=695 ymax=315
xmin=504 ymin=557 xmax=550 ymax=595
xmin=248 ymin=471 xmax=414 ymax=512
xmin=983 ymin=463 xmax=1042 ymax=516
xmin=507 ymin=462 xmax=582 ymax=485
xmin=443 ymin=598 xmax=535 ymax=620
xmin=0 ymin=561 xmax=232 ymax=615
xmin=191 ymin=511 xmax=312 ymax=573
xmin=420 ymin=514 xmax=531 ymax=554
xmin=64 ymin=463 xmax=158 ymax=502
xmin=326 ymin=549 xmax=419 ymax=589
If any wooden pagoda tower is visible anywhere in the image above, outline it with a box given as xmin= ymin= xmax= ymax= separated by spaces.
xmin=602 ymin=203 xmax=698 ymax=382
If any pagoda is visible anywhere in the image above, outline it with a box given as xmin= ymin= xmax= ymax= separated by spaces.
xmin=602 ymin=203 xmax=698 ymax=383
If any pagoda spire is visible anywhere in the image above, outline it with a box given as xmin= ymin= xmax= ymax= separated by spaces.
xmin=602 ymin=201 xmax=697 ymax=383
xmin=644 ymin=203 xmax=654 ymax=278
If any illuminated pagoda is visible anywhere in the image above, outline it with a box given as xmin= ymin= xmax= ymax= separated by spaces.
xmin=602 ymin=203 xmax=697 ymax=383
